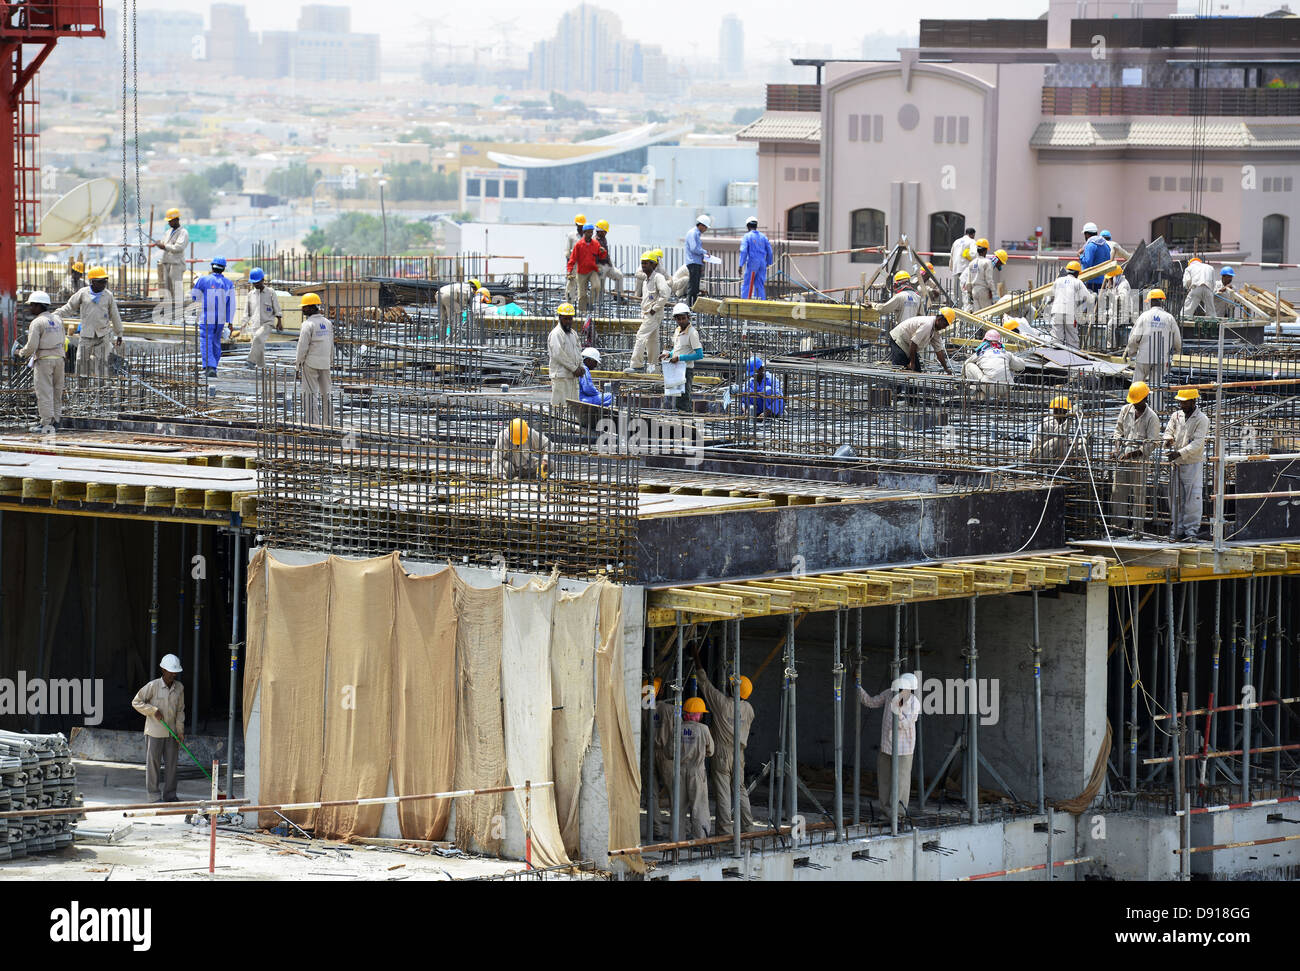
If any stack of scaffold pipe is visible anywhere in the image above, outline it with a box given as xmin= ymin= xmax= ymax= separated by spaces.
xmin=0 ymin=730 xmax=80 ymax=860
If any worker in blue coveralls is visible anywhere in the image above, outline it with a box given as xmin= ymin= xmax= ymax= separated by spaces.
xmin=191 ymin=256 xmax=235 ymax=377
xmin=578 ymin=347 xmax=613 ymax=406
xmin=739 ymin=217 xmax=773 ymax=300
xmin=742 ymin=357 xmax=783 ymax=419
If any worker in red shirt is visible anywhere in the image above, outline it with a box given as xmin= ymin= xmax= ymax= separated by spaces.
xmin=567 ymin=224 xmax=603 ymax=314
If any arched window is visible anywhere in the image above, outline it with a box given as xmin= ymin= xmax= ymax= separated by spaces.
xmin=850 ymin=208 xmax=886 ymax=263
xmin=1262 ymin=214 xmax=1287 ymax=266
xmin=1150 ymin=213 xmax=1221 ymax=251
xmin=786 ymin=202 xmax=819 ymax=239
xmin=929 ymin=211 xmax=965 ymax=265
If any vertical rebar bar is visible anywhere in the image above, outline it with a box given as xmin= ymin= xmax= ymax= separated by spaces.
xmin=732 ymin=618 xmax=742 ymax=858
xmin=1033 ymin=589 xmax=1044 ymax=814
xmin=149 ymin=522 xmax=159 ymax=672
xmin=177 ymin=524 xmax=186 ymax=659
xmin=787 ymin=610 xmax=798 ymax=830
xmin=1187 ymin=583 xmax=1197 ymax=800
xmin=1275 ymin=575 xmax=1283 ymax=787
xmin=913 ymin=604 xmax=924 ymax=813
xmin=89 ymin=520 xmax=98 ymax=686
xmin=1209 ymin=579 xmax=1222 ymax=787
xmin=1130 ymin=585 xmax=1139 ymax=794
xmin=671 ymin=610 xmax=683 ymax=843
xmin=1168 ymin=577 xmax=1182 ymax=816
xmin=193 ymin=526 xmax=203 ymax=733
xmin=832 ymin=608 xmax=844 ymax=841
xmin=890 ymin=603 xmax=901 ymax=836
xmin=1243 ymin=578 xmax=1254 ymax=800
xmin=226 ymin=530 xmax=241 ymax=797
xmin=853 ymin=606 xmax=862 ymax=826
xmin=968 ymin=596 xmax=979 ymax=825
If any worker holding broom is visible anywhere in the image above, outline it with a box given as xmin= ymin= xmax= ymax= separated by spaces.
xmin=131 ymin=654 xmax=186 ymax=803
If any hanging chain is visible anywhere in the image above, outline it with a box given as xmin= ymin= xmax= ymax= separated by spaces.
xmin=132 ymin=0 xmax=144 ymax=267
xmin=120 ymin=3 xmax=128 ymax=252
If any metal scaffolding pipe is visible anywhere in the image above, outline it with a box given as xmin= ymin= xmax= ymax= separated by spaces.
xmin=193 ymin=526 xmax=203 ymax=730
xmin=89 ymin=520 xmax=98 ymax=687
xmin=1187 ymin=584 xmax=1197 ymax=798
xmin=732 ymin=617 xmax=742 ymax=858
xmin=671 ymin=610 xmax=683 ymax=843
xmin=1208 ymin=579 xmax=1222 ymax=788
xmin=968 ymin=597 xmax=979 ymax=825
xmin=149 ymin=522 xmax=159 ymax=672
xmin=787 ymin=610 xmax=798 ymax=828
xmin=853 ymin=607 xmax=862 ymax=826
xmin=644 ymin=629 xmax=655 ymax=843
xmin=913 ymin=604 xmax=925 ymax=813
xmin=1033 ymin=589 xmax=1044 ymax=814
xmin=1130 ymin=585 xmax=1139 ymax=794
xmin=1244 ymin=579 xmax=1254 ymax=800
xmin=832 ymin=608 xmax=844 ymax=841
xmin=890 ymin=603 xmax=901 ymax=836
xmin=1275 ymin=577 xmax=1284 ymax=785
xmin=1167 ymin=578 xmax=1183 ymax=817
xmin=226 ymin=530 xmax=242 ymax=798
xmin=34 ymin=516 xmax=49 ymax=733
xmin=177 ymin=525 xmax=186 ymax=659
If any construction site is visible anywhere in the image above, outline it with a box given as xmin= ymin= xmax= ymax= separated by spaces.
xmin=0 ymin=1 xmax=1299 ymax=895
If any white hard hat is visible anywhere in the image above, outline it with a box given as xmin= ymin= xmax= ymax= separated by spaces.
xmin=1082 ymin=221 xmax=1099 ymax=235
xmin=160 ymin=654 xmax=183 ymax=673
xmin=892 ymin=672 xmax=918 ymax=691
xmin=696 ymin=214 xmax=712 ymax=228
xmin=27 ymin=290 xmax=51 ymax=305
xmin=672 ymin=302 xmax=691 ymax=316
xmin=582 ymin=347 xmax=601 ymax=364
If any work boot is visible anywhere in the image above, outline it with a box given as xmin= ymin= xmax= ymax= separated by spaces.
xmin=26 ymin=421 xmax=44 ymax=432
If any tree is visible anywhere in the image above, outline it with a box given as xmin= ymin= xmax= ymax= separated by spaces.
xmin=204 ymin=162 xmax=242 ymax=191
xmin=301 ymin=212 xmax=434 ymax=254
xmin=179 ymin=173 xmax=214 ymax=219
xmin=732 ymin=107 xmax=762 ymax=124
xmin=266 ymin=165 xmax=319 ymax=199
xmin=645 ymin=109 xmax=669 ymax=123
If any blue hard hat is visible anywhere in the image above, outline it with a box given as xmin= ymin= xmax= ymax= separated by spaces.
xmin=1101 ymin=229 xmax=1112 ymax=239
xmin=249 ymin=267 xmax=264 ymax=283
xmin=1221 ymin=266 xmax=1235 ymax=277
xmin=211 ymin=256 xmax=227 ymax=270
xmin=747 ymin=357 xmax=764 ymax=377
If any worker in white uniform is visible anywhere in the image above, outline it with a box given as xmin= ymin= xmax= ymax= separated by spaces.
xmin=1028 ymin=396 xmax=1078 ymax=463
xmin=1164 ymin=388 xmax=1210 ymax=541
xmin=547 ymin=303 xmax=584 ymax=409
xmin=131 ymin=654 xmax=185 ymax=802
xmin=963 ymin=329 xmax=1025 ymax=398
xmin=242 ymin=267 xmax=282 ymax=368
xmin=630 ymin=252 xmax=671 ymax=372
xmin=1100 ymin=230 xmax=1130 ymax=262
xmin=1182 ymin=256 xmax=1216 ymax=319
xmin=1098 ymin=265 xmax=1135 ymax=348
xmin=1049 ymin=260 xmax=1090 ymax=349
xmin=961 ymin=239 xmax=998 ymax=311
xmin=436 ymin=277 xmax=482 ymax=336
xmin=1124 ymin=288 xmax=1182 ymax=410
xmin=858 ymin=672 xmax=921 ymax=823
xmin=491 ymin=418 xmax=551 ymax=480
xmin=152 ymin=207 xmax=189 ymax=322
xmin=889 ymin=309 xmax=954 ymax=374
xmin=949 ymin=227 xmax=977 ymax=298
xmin=677 ymin=696 xmax=715 ymax=840
xmin=874 ymin=270 xmax=923 ymax=320
xmin=1110 ymin=381 xmax=1161 ymax=537
xmin=662 ymin=303 xmax=704 ymax=411
xmin=15 ymin=291 xmax=66 ymax=433
xmin=563 ymin=214 xmax=586 ymax=302
xmin=295 ymin=292 xmax=334 ymax=426
xmin=1214 ymin=266 xmax=1240 ymax=319
xmin=57 ymin=266 xmax=122 ymax=378
xmin=691 ymin=643 xmax=756 ymax=835
xmin=919 ymin=262 xmax=943 ymax=313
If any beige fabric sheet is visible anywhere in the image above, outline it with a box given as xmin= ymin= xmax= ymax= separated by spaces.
xmin=242 ymin=548 xmax=267 ymax=734
xmin=453 ymin=577 xmax=506 ymax=854
xmin=595 ymin=582 xmax=645 ymax=873
xmin=550 ymin=584 xmax=599 ymax=856
xmin=392 ymin=562 xmax=458 ymax=840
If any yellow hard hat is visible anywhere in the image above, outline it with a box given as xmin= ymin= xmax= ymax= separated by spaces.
xmin=994 ymin=249 xmax=1008 ymax=264
xmin=72 ymin=261 xmax=85 ymax=273
xmin=509 ymin=418 xmax=530 ymax=446
xmin=1189 ymin=256 xmax=1202 ymax=263
xmin=651 ymin=249 xmax=664 ymax=260
xmin=556 ymin=303 xmax=576 ymax=317
xmin=641 ymin=251 xmax=657 ymax=262
xmin=926 ymin=262 xmax=934 ymax=271
xmin=737 ymin=675 xmax=752 ymax=700
xmin=300 ymin=292 xmax=321 ymax=308
xmin=646 ymin=677 xmax=662 ymax=696
xmin=477 ymin=286 xmax=491 ymax=296
xmin=1147 ymin=288 xmax=1166 ymax=301
xmin=595 ymin=219 xmax=609 ymax=232
xmin=1066 ymin=260 xmax=1082 ymax=273
xmin=1106 ymin=265 xmax=1123 ymax=278
xmin=683 ymin=697 xmax=707 ymax=714
xmin=1003 ymin=319 xmax=1020 ymax=331
xmin=938 ymin=307 xmax=956 ymax=324
xmin=893 ymin=270 xmax=911 ymax=283
xmin=165 ymin=208 xmax=180 ymax=220
xmin=1049 ymin=396 xmax=1071 ymax=411
xmin=469 ymin=278 xmax=482 ymax=290
xmin=976 ymin=238 xmax=989 ymax=249
xmin=575 ymin=214 xmax=586 ymax=225
xmin=1175 ymin=388 xmax=1200 ymax=401
xmin=1127 ymin=381 xmax=1150 ymax=404
xmin=87 ymin=266 xmax=108 ymax=280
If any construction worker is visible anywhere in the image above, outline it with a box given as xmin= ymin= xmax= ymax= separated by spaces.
xmin=919 ymin=262 xmax=943 ymax=312
xmin=742 ymin=356 xmax=784 ymax=419
xmin=563 ymin=214 xmax=586 ymax=301
xmin=858 ymin=672 xmax=921 ymax=823
xmin=1079 ymin=221 xmax=1108 ymax=288
xmin=662 ymin=303 xmax=703 ymax=411
xmin=131 ymin=654 xmax=185 ymax=803
xmin=690 ymin=643 xmax=756 ymax=835
xmin=1124 ymin=288 xmax=1182 ymax=407
xmin=1028 ymin=396 xmax=1077 ymax=463
xmin=153 ymin=207 xmax=189 ymax=322
xmin=567 ymin=224 xmax=603 ymax=313
xmin=593 ymin=219 xmax=622 ymax=300
xmin=57 ymin=266 xmax=122 ymax=378
xmin=949 ymin=227 xmax=977 ymax=294
xmin=961 ymin=239 xmax=997 ymax=311
xmin=491 ymin=417 xmax=551 ymax=480
xmin=578 ymin=348 xmax=613 ymax=406
xmin=436 ymin=277 xmax=482 ymax=334
xmin=1002 ymin=316 xmax=1045 ymax=342
xmin=739 ymin=217 xmax=773 ymax=300
xmin=1099 ymin=264 xmax=1135 ymax=348
xmin=1214 ymin=266 xmax=1239 ymax=318
xmin=191 ymin=256 xmax=234 ymax=377
xmin=874 ymin=270 xmax=922 ymax=320
xmin=1110 ymin=381 xmax=1161 ymax=536
xmin=630 ymin=251 xmax=671 ymax=372
xmin=15 ymin=291 xmax=66 ymax=433
xmin=242 ymin=268 xmax=282 ymax=368
xmin=69 ymin=260 xmax=85 ymax=295
xmin=684 ymin=214 xmax=711 ymax=308
xmin=548 ymin=304 xmax=585 ymax=409
xmin=1182 ymin=256 xmax=1216 ymax=318
xmin=678 ymin=696 xmax=715 ymax=840
xmin=651 ymin=679 xmax=676 ymax=837
xmin=889 ymin=308 xmax=954 ymax=374
xmin=1049 ymin=261 xmax=1090 ymax=350
xmin=295 ymin=292 xmax=334 ymax=425
xmin=1101 ymin=229 xmax=1130 ymax=262
xmin=962 ymin=329 xmax=1025 ymax=397
xmin=1164 ymin=388 xmax=1210 ymax=541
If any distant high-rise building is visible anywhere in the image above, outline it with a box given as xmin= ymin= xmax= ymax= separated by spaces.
xmin=135 ymin=9 xmax=205 ymax=74
xmin=529 ymin=3 xmax=666 ymax=94
xmin=207 ymin=3 xmax=259 ymax=78
xmin=292 ymin=3 xmax=379 ymax=83
xmin=719 ymin=14 xmax=744 ymax=78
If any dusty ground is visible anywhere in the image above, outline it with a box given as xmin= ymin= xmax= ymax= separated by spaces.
xmin=4 ymin=760 xmax=545 ymax=881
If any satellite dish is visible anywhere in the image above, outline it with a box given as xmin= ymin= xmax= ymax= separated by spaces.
xmin=34 ymin=178 xmax=119 ymax=252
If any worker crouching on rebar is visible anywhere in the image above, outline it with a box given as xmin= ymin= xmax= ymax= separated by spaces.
xmin=1028 ymin=395 xmax=1078 ymax=464
xmin=131 ymin=655 xmax=186 ymax=803
xmin=888 ymin=308 xmax=954 ymax=374
xmin=858 ymin=672 xmax=921 ymax=825
xmin=493 ymin=418 xmax=551 ymax=480
xmin=742 ymin=357 xmax=783 ymax=419
xmin=295 ymin=292 xmax=334 ymax=426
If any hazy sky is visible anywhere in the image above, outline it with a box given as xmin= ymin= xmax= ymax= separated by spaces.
xmin=133 ymin=0 xmax=1282 ymax=58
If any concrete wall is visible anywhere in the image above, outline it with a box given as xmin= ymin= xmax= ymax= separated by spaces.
xmin=1193 ymin=805 xmax=1300 ymax=880
xmin=646 ymin=145 xmax=758 ymax=210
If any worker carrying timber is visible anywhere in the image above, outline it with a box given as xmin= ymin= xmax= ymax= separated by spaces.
xmin=1110 ymin=381 xmax=1161 ymax=537
xmin=742 ymin=356 xmax=784 ymax=419
xmin=578 ymin=348 xmax=613 ymax=406
xmin=567 ymin=223 xmax=604 ymax=314
xmin=874 ymin=270 xmax=922 ymax=320
xmin=1182 ymin=256 xmax=1217 ymax=319
xmin=630 ymin=251 xmax=672 ymax=372
xmin=547 ymin=304 xmax=585 ymax=409
xmin=662 ymin=302 xmax=704 ymax=412
xmin=295 ymin=292 xmax=334 ymax=426
xmin=1164 ymin=388 xmax=1210 ymax=542
xmin=889 ymin=308 xmax=954 ymax=374
xmin=131 ymin=654 xmax=186 ymax=803
xmin=676 ymin=695 xmax=716 ymax=840
xmin=152 ymin=207 xmax=189 ymax=322
xmin=963 ymin=328 xmax=1025 ymax=397
xmin=858 ymin=671 xmax=921 ymax=823
xmin=1124 ymin=288 xmax=1181 ymax=403
xmin=192 ymin=256 xmax=235 ymax=377
xmin=690 ymin=643 xmax=756 ymax=835
xmin=14 ymin=291 xmax=66 ymax=434
xmin=56 ymin=266 xmax=122 ymax=378
xmin=1028 ymin=395 xmax=1077 ymax=462
xmin=492 ymin=417 xmax=551 ymax=480
xmin=739 ymin=217 xmax=773 ymax=300
xmin=242 ymin=268 xmax=282 ymax=368
xmin=1049 ymin=260 xmax=1091 ymax=350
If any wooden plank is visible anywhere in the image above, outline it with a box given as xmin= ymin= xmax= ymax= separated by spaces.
xmin=698 ymin=584 xmax=772 ymax=613
xmin=144 ymin=486 xmax=175 ymax=508
xmin=892 ymin=569 xmax=941 ymax=597
xmin=116 ymin=484 xmax=146 ymax=506
xmin=175 ymin=488 xmax=206 ymax=509
xmin=744 ymin=579 xmax=823 ymax=608
xmin=834 ymin=573 xmax=896 ymax=602
xmin=787 ymin=577 xmax=851 ymax=605
xmin=51 ymin=480 xmax=87 ymax=502
xmin=731 ymin=583 xmax=794 ymax=610
xmin=650 ymin=589 xmax=745 ymax=616
xmin=0 ymin=475 xmax=21 ymax=496
xmin=22 ymin=478 xmax=51 ymax=500
xmin=204 ymin=490 xmax=232 ymax=511
xmin=1000 ymin=560 xmax=1048 ymax=586
xmin=86 ymin=482 xmax=116 ymax=503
